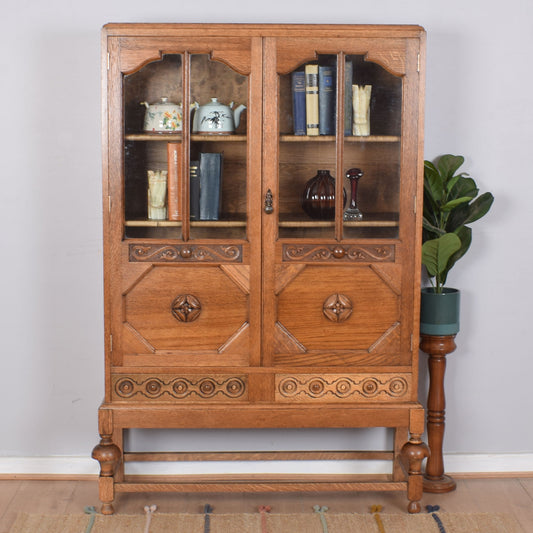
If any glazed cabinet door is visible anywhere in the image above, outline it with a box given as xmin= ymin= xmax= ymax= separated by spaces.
xmin=262 ymin=33 xmax=424 ymax=402
xmin=103 ymin=31 xmax=263 ymax=402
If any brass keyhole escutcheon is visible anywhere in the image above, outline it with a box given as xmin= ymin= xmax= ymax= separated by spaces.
xmin=323 ymin=293 xmax=353 ymax=323
xmin=264 ymin=189 xmax=274 ymax=214
xmin=171 ymin=294 xmax=202 ymax=322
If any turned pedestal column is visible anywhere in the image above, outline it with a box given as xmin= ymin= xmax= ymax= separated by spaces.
xmin=420 ymin=334 xmax=457 ymax=493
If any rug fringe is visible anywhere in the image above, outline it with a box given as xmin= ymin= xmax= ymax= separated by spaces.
xmin=427 ymin=505 xmax=447 ymax=533
xmin=143 ymin=504 xmax=157 ymax=533
xmin=313 ymin=505 xmax=329 ymax=533
xmin=203 ymin=503 xmax=213 ymax=533
xmin=371 ymin=504 xmax=386 ymax=533
xmin=83 ymin=506 xmax=97 ymax=533
xmin=258 ymin=505 xmax=272 ymax=533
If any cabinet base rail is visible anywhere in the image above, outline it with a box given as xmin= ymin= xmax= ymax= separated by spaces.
xmin=123 ymin=450 xmax=394 ymax=462
xmin=115 ymin=476 xmax=408 ymax=494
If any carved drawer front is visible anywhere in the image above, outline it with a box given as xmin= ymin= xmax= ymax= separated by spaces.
xmin=273 ymin=264 xmax=400 ymax=365
xmin=123 ymin=265 xmax=250 ymax=353
xmin=275 ymin=373 xmax=411 ymax=403
xmin=113 ymin=374 xmax=248 ymax=402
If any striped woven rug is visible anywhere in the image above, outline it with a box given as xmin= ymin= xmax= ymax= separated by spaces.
xmin=9 ymin=505 xmax=524 ymax=533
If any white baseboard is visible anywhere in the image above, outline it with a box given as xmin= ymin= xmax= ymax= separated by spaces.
xmin=0 ymin=456 xmax=99 ymax=477
xmin=444 ymin=453 xmax=533 ymax=474
xmin=1 ymin=453 xmax=532 ymax=477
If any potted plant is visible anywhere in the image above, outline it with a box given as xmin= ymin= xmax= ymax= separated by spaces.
xmin=420 ymin=154 xmax=494 ymax=335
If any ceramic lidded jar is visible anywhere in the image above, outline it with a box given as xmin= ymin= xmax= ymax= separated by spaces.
xmin=141 ymin=97 xmax=183 ymax=132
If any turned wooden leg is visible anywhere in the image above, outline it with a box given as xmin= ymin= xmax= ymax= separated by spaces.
xmin=402 ymin=433 xmax=430 ymax=513
xmin=420 ymin=334 xmax=457 ymax=493
xmin=92 ymin=410 xmax=121 ymax=514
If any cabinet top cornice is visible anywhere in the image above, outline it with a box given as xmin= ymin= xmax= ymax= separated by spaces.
xmin=102 ymin=23 xmax=425 ymax=39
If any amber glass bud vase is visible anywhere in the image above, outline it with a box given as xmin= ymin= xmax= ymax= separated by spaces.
xmin=302 ymin=169 xmax=341 ymax=220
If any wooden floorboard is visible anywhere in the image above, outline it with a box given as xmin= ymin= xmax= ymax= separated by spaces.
xmin=1 ymin=478 xmax=532 ymax=532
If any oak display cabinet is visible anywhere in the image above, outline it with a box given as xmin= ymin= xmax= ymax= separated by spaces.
xmin=93 ymin=23 xmax=428 ymax=514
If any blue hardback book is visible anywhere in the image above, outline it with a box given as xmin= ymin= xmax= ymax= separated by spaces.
xmin=199 ymin=152 xmax=223 ymax=220
xmin=291 ymin=70 xmax=306 ymax=135
xmin=319 ymin=64 xmax=336 ymax=135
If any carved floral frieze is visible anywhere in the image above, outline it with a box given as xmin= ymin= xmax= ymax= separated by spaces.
xmin=129 ymin=244 xmax=242 ymax=263
xmin=282 ymin=244 xmax=394 ymax=263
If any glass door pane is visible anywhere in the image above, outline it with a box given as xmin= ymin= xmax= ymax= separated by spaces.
xmin=189 ymin=54 xmax=248 ymax=240
xmin=342 ymin=55 xmax=402 ymax=239
xmin=123 ymin=54 xmax=184 ymax=240
xmin=278 ymin=55 xmax=338 ymax=239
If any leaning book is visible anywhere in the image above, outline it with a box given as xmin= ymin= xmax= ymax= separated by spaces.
xmin=199 ymin=152 xmax=223 ymax=220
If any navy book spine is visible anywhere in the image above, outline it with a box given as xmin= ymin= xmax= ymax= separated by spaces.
xmin=318 ymin=64 xmax=336 ymax=135
xmin=291 ymin=70 xmax=306 ymax=135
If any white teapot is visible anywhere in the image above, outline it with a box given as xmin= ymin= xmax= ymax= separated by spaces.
xmin=141 ymin=97 xmax=198 ymax=132
xmin=192 ymin=98 xmax=246 ymax=134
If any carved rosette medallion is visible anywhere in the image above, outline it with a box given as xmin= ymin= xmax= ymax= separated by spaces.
xmin=282 ymin=244 xmax=394 ymax=263
xmin=276 ymin=374 xmax=410 ymax=402
xmin=171 ymin=294 xmax=201 ymax=322
xmin=323 ymin=294 xmax=353 ymax=322
xmin=145 ymin=379 xmax=163 ymax=397
xmin=113 ymin=375 xmax=248 ymax=402
xmin=129 ymin=244 xmax=242 ymax=263
xmin=115 ymin=378 xmax=136 ymax=398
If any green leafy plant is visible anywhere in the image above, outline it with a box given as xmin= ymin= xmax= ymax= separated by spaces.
xmin=422 ymin=154 xmax=494 ymax=293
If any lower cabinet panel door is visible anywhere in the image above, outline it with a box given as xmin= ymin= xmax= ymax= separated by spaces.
xmin=274 ymin=265 xmax=401 ymax=366
xmin=122 ymin=265 xmax=250 ymax=356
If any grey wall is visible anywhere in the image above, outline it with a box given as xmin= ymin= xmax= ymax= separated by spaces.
xmin=1 ymin=0 xmax=532 ymax=464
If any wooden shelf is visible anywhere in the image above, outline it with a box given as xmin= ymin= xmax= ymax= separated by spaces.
xmin=125 ymin=133 xmax=398 ymax=143
xmin=192 ymin=134 xmax=247 ymax=142
xmin=125 ymin=133 xmax=247 ymax=142
xmin=125 ymin=219 xmax=247 ymax=227
xmin=279 ymin=212 xmax=399 ymax=228
xmin=126 ymin=214 xmax=396 ymax=229
xmin=280 ymin=134 xmax=400 ymax=143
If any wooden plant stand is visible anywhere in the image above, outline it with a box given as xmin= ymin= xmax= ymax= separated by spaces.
xmin=420 ymin=334 xmax=457 ymax=493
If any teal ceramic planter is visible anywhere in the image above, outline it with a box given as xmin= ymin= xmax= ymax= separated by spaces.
xmin=420 ymin=287 xmax=460 ymax=336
